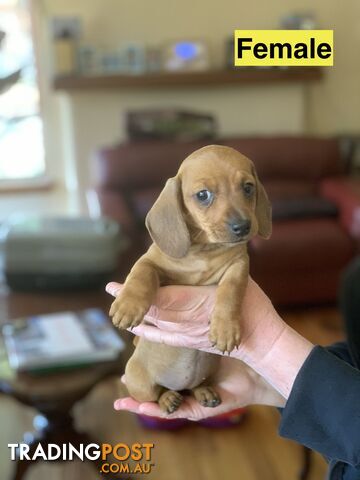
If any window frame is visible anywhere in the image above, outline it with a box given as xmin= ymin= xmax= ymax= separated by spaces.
xmin=0 ymin=0 xmax=54 ymax=192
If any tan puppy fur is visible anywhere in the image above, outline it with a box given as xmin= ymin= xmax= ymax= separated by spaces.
xmin=110 ymin=145 xmax=272 ymax=413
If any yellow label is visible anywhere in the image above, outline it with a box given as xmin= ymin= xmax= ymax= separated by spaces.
xmin=234 ymin=30 xmax=333 ymax=66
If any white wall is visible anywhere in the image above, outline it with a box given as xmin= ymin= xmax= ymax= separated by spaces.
xmin=32 ymin=0 xmax=360 ymax=207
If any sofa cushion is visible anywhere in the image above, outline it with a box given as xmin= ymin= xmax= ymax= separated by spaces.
xmin=221 ymin=137 xmax=345 ymax=181
xmin=94 ymin=188 xmax=136 ymax=233
xmin=272 ymin=197 xmax=338 ymax=221
xmin=264 ymin=179 xmax=316 ymax=200
xmin=95 ymin=139 xmax=209 ymax=190
xmin=132 ymin=187 xmax=161 ymax=220
xmin=249 ymin=218 xmax=355 ymax=272
xmin=320 ymin=177 xmax=360 ymax=238
xmin=252 ymin=268 xmax=343 ymax=305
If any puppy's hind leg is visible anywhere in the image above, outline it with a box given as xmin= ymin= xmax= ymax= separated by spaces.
xmin=125 ymin=356 xmax=163 ymax=403
xmin=192 ymin=385 xmax=221 ymax=408
xmin=126 ymin=358 xmax=183 ymax=414
xmin=158 ymin=390 xmax=183 ymax=414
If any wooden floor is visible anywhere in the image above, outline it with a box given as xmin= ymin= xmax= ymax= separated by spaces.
xmin=0 ymin=306 xmax=345 ymax=480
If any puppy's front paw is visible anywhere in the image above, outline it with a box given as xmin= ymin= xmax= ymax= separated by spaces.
xmin=109 ymin=296 xmax=149 ymax=330
xmin=209 ymin=316 xmax=241 ymax=353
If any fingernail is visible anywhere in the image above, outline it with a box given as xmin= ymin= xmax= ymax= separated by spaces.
xmin=114 ymin=400 xmax=123 ymax=410
xmin=129 ymin=326 xmax=140 ymax=334
xmin=106 ymin=283 xmax=118 ymax=295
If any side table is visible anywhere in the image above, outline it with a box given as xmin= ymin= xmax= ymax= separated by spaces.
xmin=0 ymin=358 xmax=126 ymax=480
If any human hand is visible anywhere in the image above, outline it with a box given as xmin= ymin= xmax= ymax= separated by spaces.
xmin=114 ymin=357 xmax=285 ymax=420
xmin=106 ymin=278 xmax=313 ymax=399
xmin=107 ymin=278 xmax=285 ymax=362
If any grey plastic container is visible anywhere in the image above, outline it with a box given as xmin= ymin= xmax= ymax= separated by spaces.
xmin=0 ymin=216 xmax=126 ymax=291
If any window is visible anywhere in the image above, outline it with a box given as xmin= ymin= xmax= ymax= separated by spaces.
xmin=0 ymin=0 xmax=45 ymax=181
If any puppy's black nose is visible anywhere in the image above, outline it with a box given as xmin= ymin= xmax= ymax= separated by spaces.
xmin=230 ymin=219 xmax=251 ymax=237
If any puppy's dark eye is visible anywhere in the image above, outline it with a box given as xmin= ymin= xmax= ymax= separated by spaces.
xmin=243 ymin=182 xmax=255 ymax=197
xmin=195 ymin=190 xmax=213 ymax=205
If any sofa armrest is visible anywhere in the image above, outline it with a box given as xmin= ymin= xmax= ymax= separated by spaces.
xmin=320 ymin=177 xmax=360 ymax=238
xmin=87 ymin=188 xmax=137 ymax=234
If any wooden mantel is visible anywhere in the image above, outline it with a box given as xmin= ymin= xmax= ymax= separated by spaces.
xmin=53 ymin=67 xmax=322 ymax=91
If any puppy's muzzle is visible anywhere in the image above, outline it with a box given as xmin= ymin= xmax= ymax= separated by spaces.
xmin=228 ymin=218 xmax=251 ymax=239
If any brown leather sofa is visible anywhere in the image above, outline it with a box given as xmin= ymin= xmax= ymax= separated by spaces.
xmin=92 ymin=137 xmax=360 ymax=305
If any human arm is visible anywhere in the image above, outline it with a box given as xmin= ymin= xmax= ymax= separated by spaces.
xmin=279 ymin=343 xmax=360 ymax=466
xmin=107 ymin=280 xmax=360 ymax=466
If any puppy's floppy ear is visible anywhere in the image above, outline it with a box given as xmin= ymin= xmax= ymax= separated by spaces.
xmin=252 ymin=166 xmax=272 ymax=239
xmin=145 ymin=176 xmax=190 ymax=258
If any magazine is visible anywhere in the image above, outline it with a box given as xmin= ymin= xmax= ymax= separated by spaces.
xmin=2 ymin=309 xmax=125 ymax=372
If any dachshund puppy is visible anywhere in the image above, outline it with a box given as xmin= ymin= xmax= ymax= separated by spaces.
xmin=110 ymin=145 xmax=272 ymax=413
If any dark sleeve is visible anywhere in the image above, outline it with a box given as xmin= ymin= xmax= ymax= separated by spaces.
xmin=279 ymin=344 xmax=360 ymax=466
xmin=325 ymin=341 xmax=355 ymax=366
